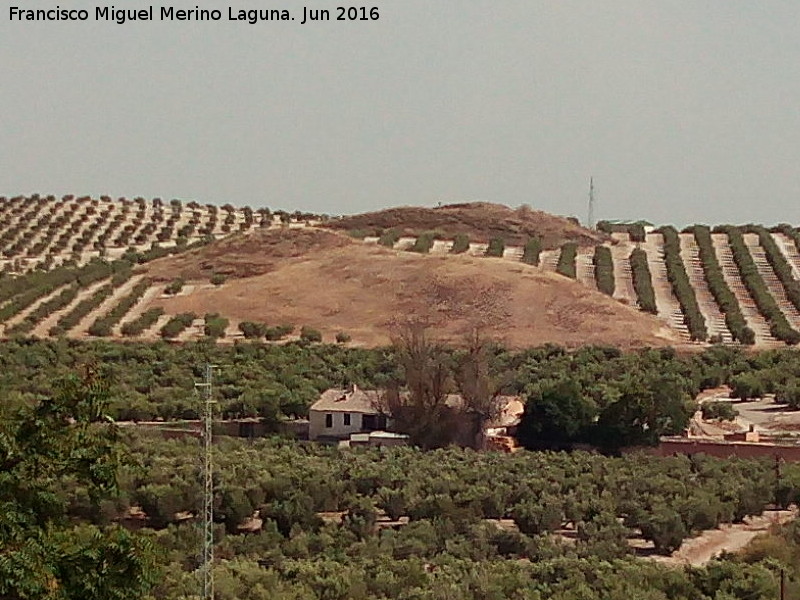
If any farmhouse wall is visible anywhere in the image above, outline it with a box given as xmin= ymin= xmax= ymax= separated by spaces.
xmin=636 ymin=438 xmax=800 ymax=462
xmin=309 ymin=410 xmax=365 ymax=440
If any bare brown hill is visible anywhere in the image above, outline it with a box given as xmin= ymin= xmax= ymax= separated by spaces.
xmin=141 ymin=228 xmax=676 ymax=349
xmin=147 ymin=227 xmax=350 ymax=281
xmin=323 ymin=202 xmax=607 ymax=248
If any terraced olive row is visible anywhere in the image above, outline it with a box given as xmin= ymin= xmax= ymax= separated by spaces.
xmin=720 ymin=226 xmax=800 ymax=344
xmin=546 ymin=225 xmax=800 ymax=345
xmin=0 ymin=195 xmax=323 ymax=274
xmin=658 ymin=226 xmax=707 ymax=341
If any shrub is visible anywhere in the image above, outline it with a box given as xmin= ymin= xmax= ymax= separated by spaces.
xmin=410 ymin=232 xmax=435 ymax=254
xmin=639 ymin=506 xmax=687 ymax=554
xmin=238 ymin=321 xmax=268 ymax=339
xmin=277 ymin=323 xmax=294 ymax=336
xmin=776 ymin=381 xmax=800 ymax=409
xmin=592 ymin=246 xmax=614 ymax=296
xmin=160 ymin=312 xmax=197 ymax=339
xmin=628 ymin=224 xmax=646 ymax=243
xmin=164 ymin=278 xmax=184 ymax=295
xmin=596 ymin=221 xmax=615 ymax=234
xmin=121 ymin=307 xmax=164 ymax=337
xmin=521 ymin=237 xmax=542 ymax=266
xmin=87 ymin=320 xmax=112 ymax=338
xmin=701 ymin=401 xmax=738 ymax=421
xmin=335 ymin=331 xmax=351 ymax=344
xmin=450 ymin=233 xmax=470 ymax=254
xmin=264 ymin=327 xmax=283 ymax=341
xmin=513 ymin=498 xmax=563 ymax=535
xmin=629 ymin=248 xmax=657 ymax=314
xmin=265 ymin=324 xmax=294 ymax=341
xmin=210 ymin=273 xmax=226 ymax=286
xmin=378 ymin=229 xmax=401 ymax=248
xmin=730 ymin=373 xmax=765 ymax=401
xmin=485 ymin=237 xmax=505 ymax=258
xmin=204 ymin=313 xmax=229 ymax=339
xmin=300 ymin=326 xmax=322 ymax=343
xmin=556 ymin=243 xmax=577 ymax=279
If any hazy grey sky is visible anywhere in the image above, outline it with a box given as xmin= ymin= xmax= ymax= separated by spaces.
xmin=2 ymin=1 xmax=799 ymax=226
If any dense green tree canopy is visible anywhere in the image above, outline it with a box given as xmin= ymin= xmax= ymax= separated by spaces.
xmin=0 ymin=339 xmax=799 ymax=452
xmin=0 ymin=372 xmax=158 ymax=599
xmin=103 ymin=435 xmax=793 ymax=600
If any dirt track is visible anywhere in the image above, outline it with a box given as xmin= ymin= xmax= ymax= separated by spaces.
xmin=650 ymin=508 xmax=796 ymax=567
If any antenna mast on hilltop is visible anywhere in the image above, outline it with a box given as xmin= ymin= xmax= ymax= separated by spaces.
xmin=195 ymin=364 xmax=217 ymax=600
xmin=588 ymin=177 xmax=596 ymax=229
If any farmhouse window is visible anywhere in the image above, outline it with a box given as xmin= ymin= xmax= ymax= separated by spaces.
xmin=362 ymin=414 xmax=387 ymax=431
xmin=325 ymin=413 xmax=333 ymax=428
xmin=343 ymin=413 xmax=351 ymax=426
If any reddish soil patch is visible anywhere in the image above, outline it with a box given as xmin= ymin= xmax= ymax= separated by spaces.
xmin=323 ymin=202 xmax=607 ymax=249
xmin=146 ymin=227 xmax=350 ymax=281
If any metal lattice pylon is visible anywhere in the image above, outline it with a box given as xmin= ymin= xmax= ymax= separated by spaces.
xmin=195 ymin=364 xmax=217 ymax=600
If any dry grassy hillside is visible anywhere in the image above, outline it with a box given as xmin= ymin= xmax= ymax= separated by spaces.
xmin=146 ymin=228 xmax=349 ymax=281
xmin=323 ymin=202 xmax=606 ymax=249
xmin=141 ymin=228 xmax=676 ymax=348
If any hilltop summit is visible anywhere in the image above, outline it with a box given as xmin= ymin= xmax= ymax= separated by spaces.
xmin=324 ymin=202 xmax=605 ymax=249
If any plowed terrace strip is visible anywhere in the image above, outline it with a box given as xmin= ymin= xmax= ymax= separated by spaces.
xmin=679 ymin=233 xmax=731 ymax=342
xmin=114 ymin=285 xmax=161 ymax=336
xmin=31 ymin=279 xmax=110 ymax=338
xmin=643 ymin=233 xmax=689 ymax=338
xmin=610 ymin=243 xmax=635 ymax=305
xmin=712 ymin=233 xmax=775 ymax=345
xmin=744 ymin=233 xmax=800 ymax=332
xmin=69 ymin=274 xmax=146 ymax=337
xmin=1 ymin=285 xmax=68 ymax=333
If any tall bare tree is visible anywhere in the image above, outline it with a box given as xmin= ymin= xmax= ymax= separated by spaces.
xmin=453 ymin=328 xmax=506 ymax=449
xmin=377 ymin=321 xmax=456 ymax=449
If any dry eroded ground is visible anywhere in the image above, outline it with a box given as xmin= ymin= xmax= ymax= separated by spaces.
xmin=142 ymin=238 xmax=679 ymax=349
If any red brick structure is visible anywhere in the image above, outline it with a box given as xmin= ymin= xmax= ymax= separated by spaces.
xmin=637 ymin=437 xmax=800 ymax=461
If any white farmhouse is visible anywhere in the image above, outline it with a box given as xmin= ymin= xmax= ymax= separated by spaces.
xmin=308 ymin=385 xmax=388 ymax=441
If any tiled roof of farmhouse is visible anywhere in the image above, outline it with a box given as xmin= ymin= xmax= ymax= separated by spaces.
xmin=311 ymin=386 xmax=381 ymax=413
